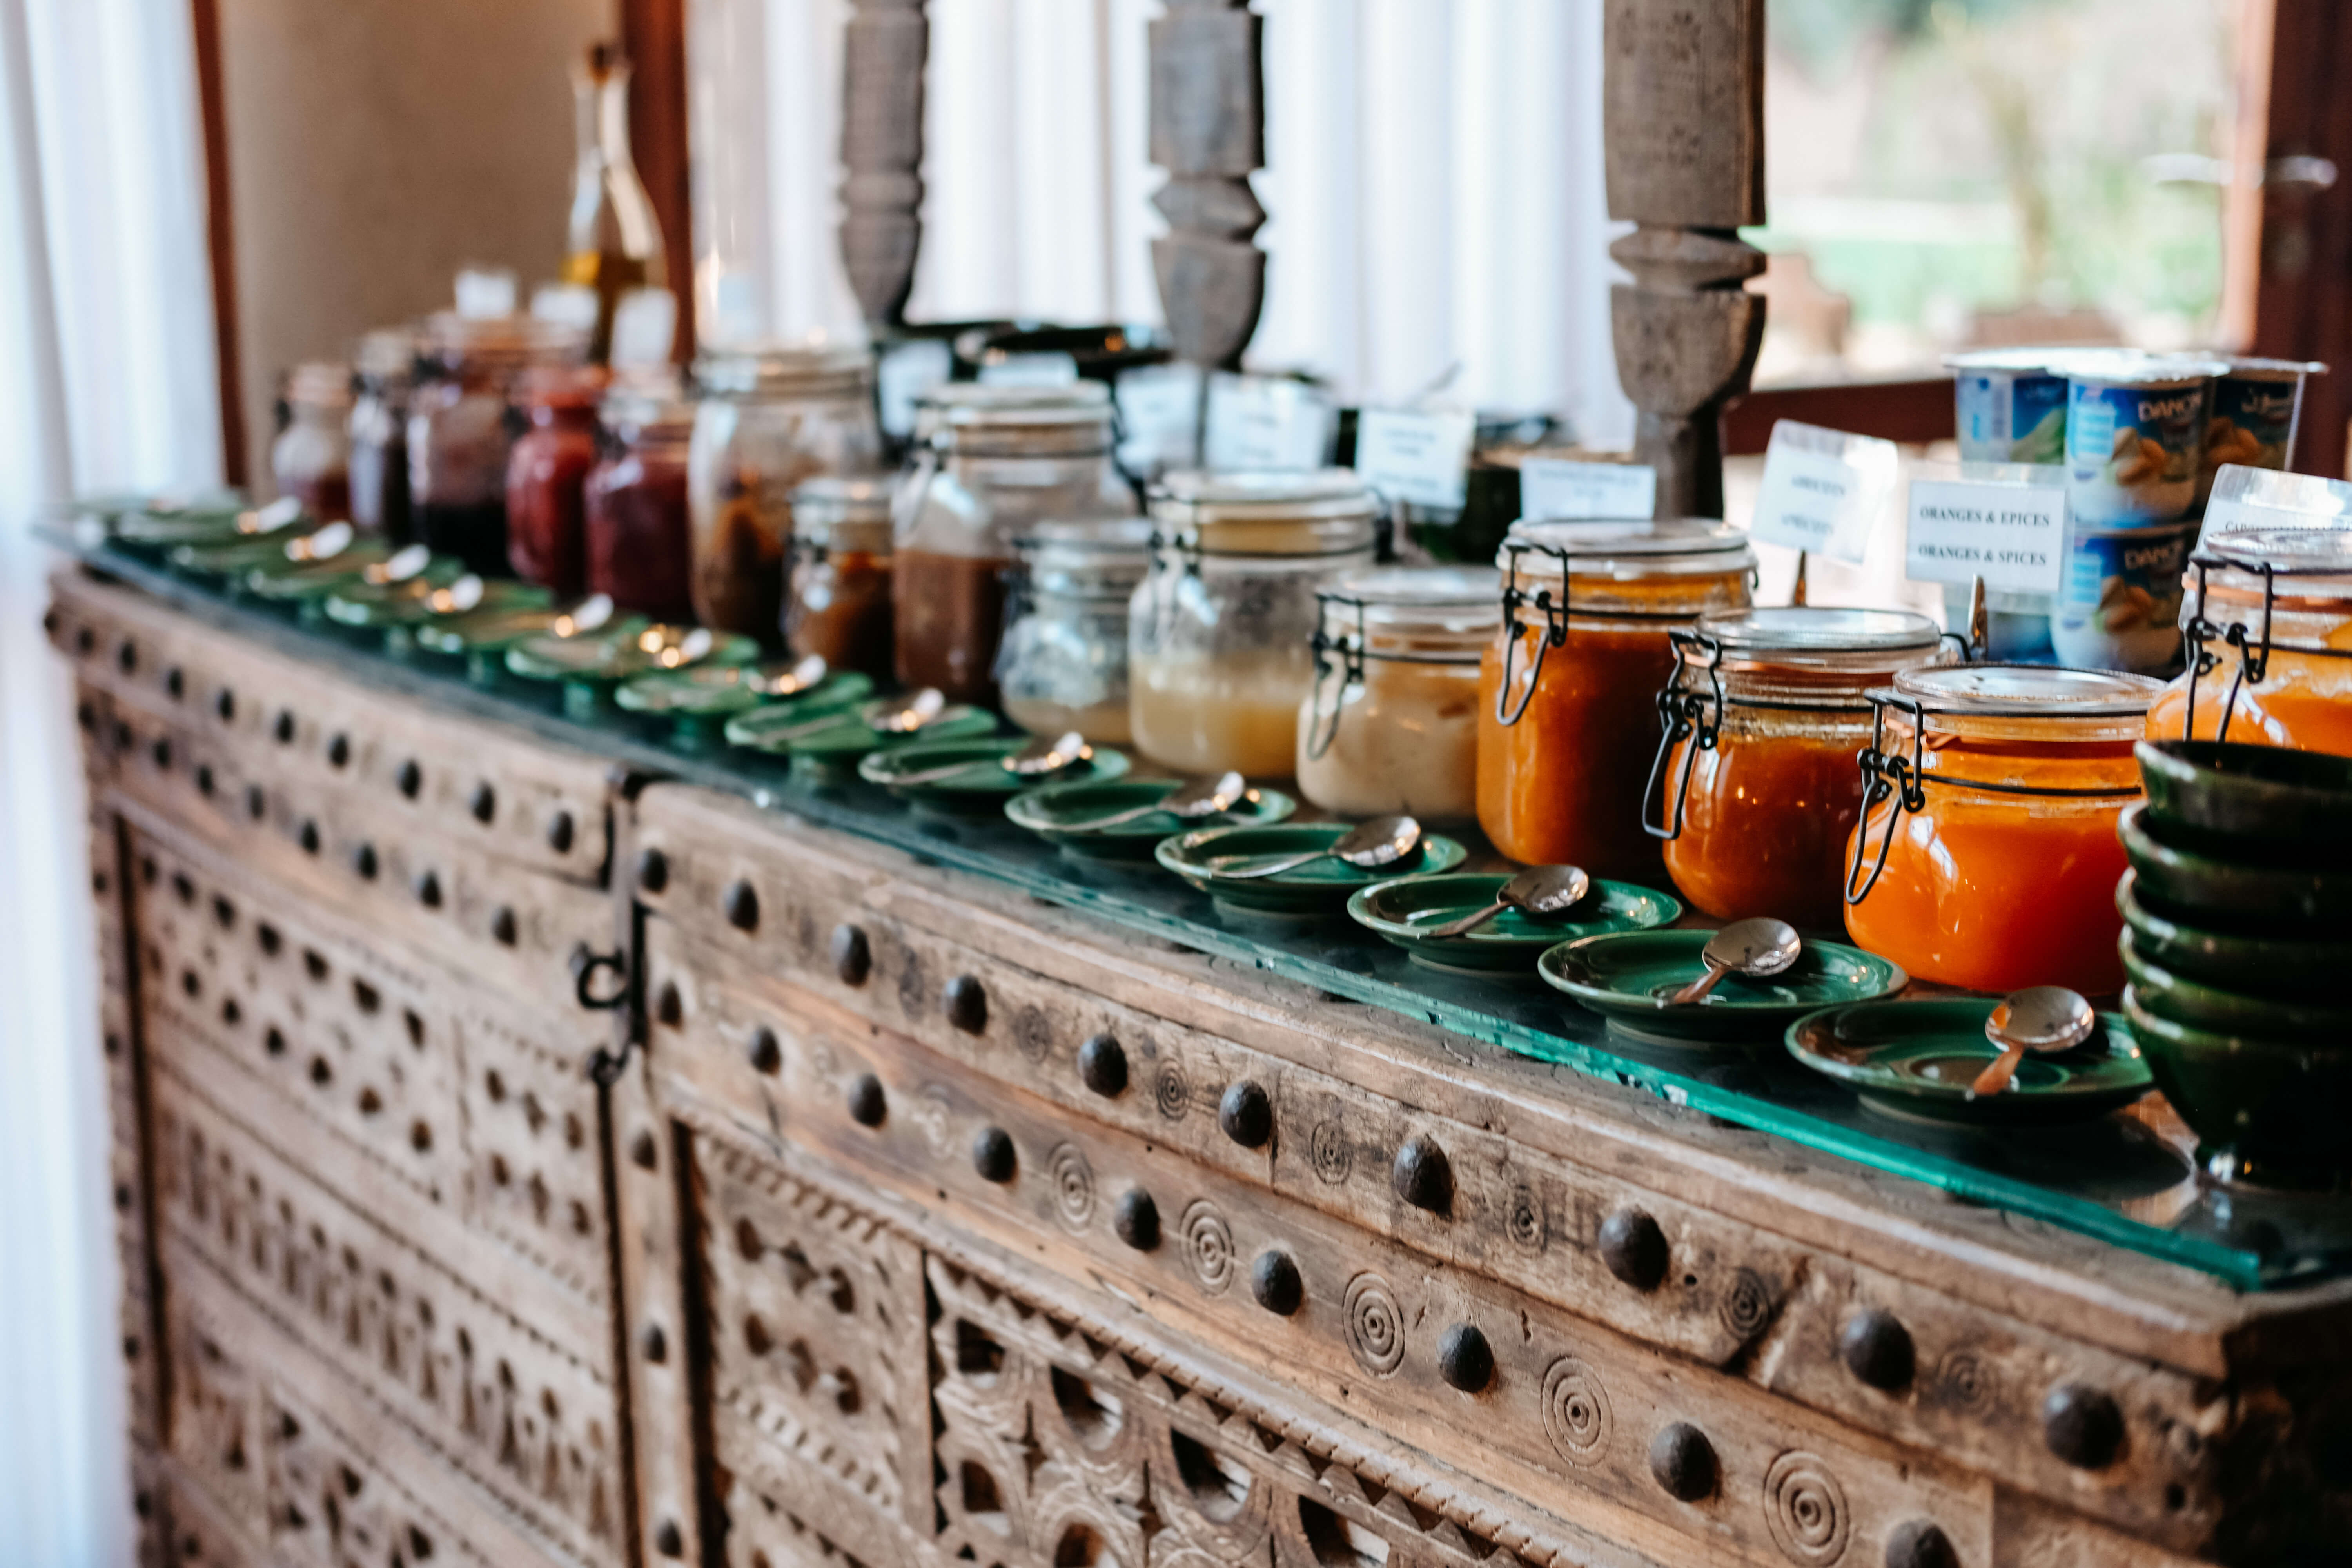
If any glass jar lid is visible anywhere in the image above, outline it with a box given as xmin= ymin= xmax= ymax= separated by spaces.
xmin=2196 ymin=525 xmax=2352 ymax=605
xmin=1318 ymin=566 xmax=1501 ymax=633
xmin=1879 ymin=663 xmax=2160 ymax=745
xmin=695 ymin=343 xmax=872 ymax=399
xmin=1695 ymin=606 xmax=1944 ymax=668
xmin=601 ymin=370 xmax=691 ymax=435
xmin=421 ymin=312 xmax=590 ymax=370
xmin=518 ymin=363 xmax=611 ymax=412
xmin=1014 ymin=517 xmax=1154 ymax=596
xmin=793 ymin=476 xmax=893 ymax=554
xmin=1501 ymin=518 xmax=1757 ymax=580
xmin=1150 ymin=468 xmax=1379 ymax=556
xmin=936 ymin=380 xmax=1114 ymax=428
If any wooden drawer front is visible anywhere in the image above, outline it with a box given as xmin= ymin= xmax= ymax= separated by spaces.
xmin=153 ymin=1084 xmax=626 ymax=1567
xmin=51 ymin=575 xmax=612 ymax=881
xmin=128 ymin=824 xmax=615 ymax=1308
xmin=160 ymin=1245 xmax=578 ymax=1568
xmin=636 ymin=890 xmax=2220 ymax=1548
xmin=103 ymin=687 xmax=615 ymax=1027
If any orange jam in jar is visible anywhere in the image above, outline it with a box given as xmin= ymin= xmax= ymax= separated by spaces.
xmin=1844 ymin=665 xmax=2159 ymax=995
xmin=2147 ymin=526 xmax=2352 ymax=757
xmin=1648 ymin=607 xmax=1949 ymax=931
xmin=1475 ymin=521 xmax=1755 ymax=879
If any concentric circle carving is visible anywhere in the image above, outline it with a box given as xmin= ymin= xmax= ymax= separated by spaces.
xmin=1154 ymin=1063 xmax=1191 ymax=1122
xmin=1179 ymin=1200 xmax=1235 ymax=1295
xmin=914 ymin=1085 xmax=956 ymax=1158
xmin=1341 ymin=1274 xmax=1405 ymax=1376
xmin=1719 ymin=1267 xmax=1776 ymax=1338
xmin=1539 ymin=1357 xmax=1613 ymax=1468
xmin=1309 ymin=1121 xmax=1352 ymax=1185
xmin=1048 ymin=1144 xmax=1096 ymax=1230
xmin=1763 ymin=1451 xmax=1850 ymax=1566
xmin=1936 ymin=1347 xmax=1998 ymax=1416
xmin=1505 ymin=1183 xmax=1546 ymax=1252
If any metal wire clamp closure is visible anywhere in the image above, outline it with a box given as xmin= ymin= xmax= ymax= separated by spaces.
xmin=1303 ymin=593 xmax=1483 ymax=760
xmin=1641 ymin=630 xmax=1725 ymax=840
xmin=2178 ymin=549 xmax=2352 ymax=742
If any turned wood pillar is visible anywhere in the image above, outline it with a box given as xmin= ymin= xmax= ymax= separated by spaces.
xmin=1149 ymin=0 xmax=1266 ymax=370
xmin=840 ymin=0 xmax=929 ymax=331
xmin=1604 ymin=0 xmax=1768 ymax=519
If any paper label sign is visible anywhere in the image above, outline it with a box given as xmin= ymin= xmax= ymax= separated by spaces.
xmin=1904 ymin=478 xmax=2067 ymax=593
xmin=877 ymin=338 xmax=953 ymax=440
xmin=1750 ymin=421 xmax=1899 ymax=564
xmin=456 ymin=267 xmax=519 ymax=320
xmin=1517 ymin=458 xmax=1658 ymax=521
xmin=1115 ymin=362 xmax=1203 ymax=475
xmin=1204 ymin=374 xmax=1334 ymax=470
xmin=530 ymin=283 xmax=599 ymax=334
xmin=610 ymin=288 xmax=678 ymax=369
xmin=1354 ymin=408 xmax=1475 ymax=509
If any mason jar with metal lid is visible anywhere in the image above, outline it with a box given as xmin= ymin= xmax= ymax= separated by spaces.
xmin=1845 ymin=663 xmax=2158 ymax=993
xmin=273 ymin=361 xmax=353 ymax=522
xmin=1296 ymin=566 xmax=1499 ymax=824
xmin=1646 ymin=606 xmax=1951 ymax=929
xmin=1128 ymin=469 xmax=1381 ymax=777
xmin=687 ymin=343 xmax=881 ymax=640
xmin=348 ymin=327 xmax=417 ymax=539
xmin=2148 ymin=526 xmax=2352 ymax=758
xmin=1477 ymin=519 xmax=1757 ymax=877
xmin=407 ymin=312 xmax=590 ymax=574
xmin=996 ymin=518 xmax=1155 ymax=743
xmin=894 ymin=383 xmax=1134 ymax=704
xmin=586 ymin=377 xmax=695 ymax=621
xmin=785 ymin=476 xmax=895 ymax=681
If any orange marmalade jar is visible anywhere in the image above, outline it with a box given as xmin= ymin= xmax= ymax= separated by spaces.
xmin=2147 ymin=526 xmax=2352 ymax=757
xmin=1476 ymin=520 xmax=1755 ymax=879
xmin=1648 ymin=607 xmax=1949 ymax=931
xmin=1844 ymin=665 xmax=2160 ymax=995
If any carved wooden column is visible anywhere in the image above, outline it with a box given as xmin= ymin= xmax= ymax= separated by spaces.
xmin=1604 ymin=0 xmax=1768 ymax=520
xmin=1149 ymin=0 xmax=1266 ymax=370
xmin=839 ymin=0 xmax=928 ymax=330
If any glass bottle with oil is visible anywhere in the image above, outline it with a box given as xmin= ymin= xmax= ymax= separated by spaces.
xmin=563 ymin=42 xmax=666 ymax=361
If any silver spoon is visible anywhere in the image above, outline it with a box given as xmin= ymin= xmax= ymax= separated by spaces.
xmin=869 ymin=688 xmax=948 ymax=734
xmin=549 ymin=594 xmax=617 ymax=637
xmin=1665 ymin=918 xmax=1802 ymax=1006
xmin=889 ymin=732 xmax=1091 ymax=788
xmin=1421 ymin=864 xmax=1593 ymax=940
xmin=1210 ymin=815 xmax=1423 ymax=881
xmin=1971 ymin=986 xmax=2096 ymax=1097
xmin=1065 ymin=771 xmax=1246 ymax=831
xmin=749 ymin=653 xmax=829 ymax=697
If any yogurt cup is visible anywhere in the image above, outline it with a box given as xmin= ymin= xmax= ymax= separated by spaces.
xmin=1948 ymin=349 xmax=2072 ymax=466
xmin=2195 ymin=356 xmax=2325 ymax=509
xmin=2063 ymin=352 xmax=2225 ymax=528
xmin=2050 ymin=520 xmax=2196 ymax=673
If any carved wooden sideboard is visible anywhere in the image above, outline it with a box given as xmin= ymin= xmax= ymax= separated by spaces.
xmin=50 ymin=567 xmax=2352 ymax=1568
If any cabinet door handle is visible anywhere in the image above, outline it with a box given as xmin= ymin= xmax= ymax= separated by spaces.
xmin=573 ymin=947 xmax=630 ymax=1011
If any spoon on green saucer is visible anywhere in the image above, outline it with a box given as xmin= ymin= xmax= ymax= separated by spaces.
xmin=1211 ymin=815 xmax=1422 ymax=881
xmin=1065 ymin=771 xmax=1246 ymax=831
xmin=1421 ymin=864 xmax=1592 ymax=939
xmin=889 ymin=731 xmax=1091 ymax=788
xmin=869 ymin=688 xmax=948 ymax=734
xmin=1666 ymin=917 xmax=1802 ymax=1005
xmin=1970 ymin=986 xmax=2095 ymax=1097
xmin=749 ymin=653 xmax=828 ymax=696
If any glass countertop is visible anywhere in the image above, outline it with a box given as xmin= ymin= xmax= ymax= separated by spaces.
xmin=61 ymin=538 xmax=2350 ymax=1292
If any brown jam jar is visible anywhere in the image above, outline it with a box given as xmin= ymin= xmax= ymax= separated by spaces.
xmin=585 ymin=378 xmax=695 ymax=621
xmin=784 ymin=476 xmax=895 ymax=680
xmin=347 ymin=327 xmax=416 ymax=539
xmin=506 ymin=363 xmax=610 ymax=592
xmin=407 ymin=312 xmax=590 ymax=575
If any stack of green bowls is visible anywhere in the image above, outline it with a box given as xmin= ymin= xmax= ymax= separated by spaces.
xmin=2118 ymin=740 xmax=2352 ymax=1187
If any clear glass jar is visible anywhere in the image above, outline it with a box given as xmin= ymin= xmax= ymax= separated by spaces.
xmin=1477 ymin=520 xmax=1756 ymax=879
xmin=506 ymin=364 xmax=610 ymax=592
xmin=997 ymin=518 xmax=1154 ymax=743
xmin=687 ymin=344 xmax=880 ymax=640
xmin=1648 ymin=607 xmax=1949 ymax=931
xmin=586 ymin=377 xmax=695 ymax=621
xmin=1296 ymin=567 xmax=1499 ymax=825
xmin=1845 ymin=664 xmax=2158 ymax=994
xmin=407 ymin=312 xmax=590 ymax=575
xmin=2148 ymin=526 xmax=2352 ymax=757
xmin=786 ymin=476 xmax=895 ymax=680
xmin=273 ymin=361 xmax=353 ymax=521
xmin=1129 ymin=470 xmax=1381 ymax=777
xmin=348 ymin=328 xmax=415 ymax=539
xmin=894 ymin=383 xmax=1134 ymax=704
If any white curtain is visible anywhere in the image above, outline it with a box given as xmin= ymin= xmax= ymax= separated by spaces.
xmin=0 ymin=0 xmax=223 ymax=1563
xmin=690 ymin=0 xmax=1633 ymax=445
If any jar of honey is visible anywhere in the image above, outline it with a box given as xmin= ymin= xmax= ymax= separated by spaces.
xmin=998 ymin=518 xmax=1154 ymax=744
xmin=1129 ymin=470 xmax=1380 ymax=777
xmin=2147 ymin=526 xmax=2352 ymax=757
xmin=894 ymin=383 xmax=1134 ymax=705
xmin=1296 ymin=567 xmax=1499 ymax=826
xmin=785 ymin=477 xmax=895 ymax=680
xmin=687 ymin=345 xmax=881 ymax=641
xmin=1844 ymin=664 xmax=2160 ymax=994
xmin=1648 ymin=607 xmax=1949 ymax=931
xmin=1476 ymin=520 xmax=1755 ymax=879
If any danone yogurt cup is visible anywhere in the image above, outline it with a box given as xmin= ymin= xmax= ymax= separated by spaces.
xmin=2063 ymin=352 xmax=2225 ymax=528
xmin=1948 ymin=349 xmax=2071 ymax=466
xmin=2195 ymin=356 xmax=2325 ymax=509
xmin=2050 ymin=521 xmax=2196 ymax=673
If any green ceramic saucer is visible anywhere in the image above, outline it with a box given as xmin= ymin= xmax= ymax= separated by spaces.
xmin=860 ymin=736 xmax=1131 ymax=812
xmin=2124 ymin=991 xmax=2352 ymax=1187
xmin=1153 ymin=822 xmax=1469 ymax=918
xmin=621 ymin=667 xmax=874 ymax=751
xmin=506 ymin=624 xmax=761 ymax=720
xmin=326 ymin=571 xmax=541 ymax=631
xmin=2119 ymin=929 xmax=2352 ymax=1036
xmin=1347 ymin=872 xmax=1682 ymax=975
xmin=1004 ymin=778 xmax=1296 ymax=860
xmin=2115 ymin=872 xmax=2350 ymax=993
xmin=1538 ymin=929 xmax=1907 ymax=1047
xmin=118 ymin=494 xmax=274 ymax=547
xmin=729 ymin=703 xmax=1000 ymax=777
xmin=2137 ymin=740 xmax=2352 ymax=855
xmin=167 ymin=524 xmax=324 ymax=579
xmin=243 ymin=541 xmax=398 ymax=604
xmin=1787 ymin=999 xmax=2151 ymax=1125
xmin=2119 ymin=801 xmax=2352 ymax=924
